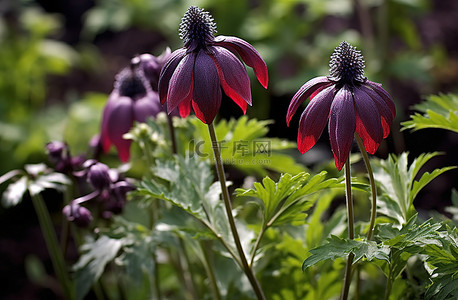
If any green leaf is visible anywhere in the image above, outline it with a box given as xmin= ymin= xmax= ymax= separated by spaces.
xmin=374 ymin=152 xmax=455 ymax=227
xmin=425 ymin=227 xmax=458 ymax=300
xmin=2 ymin=176 xmax=28 ymax=207
xmin=235 ymin=172 xmax=342 ymax=227
xmin=402 ymin=93 xmax=458 ymax=133
xmin=189 ymin=116 xmax=305 ymax=176
xmin=137 ymin=155 xmax=237 ymax=253
xmin=302 ymin=236 xmax=390 ymax=271
xmin=73 ymin=235 xmax=124 ymax=300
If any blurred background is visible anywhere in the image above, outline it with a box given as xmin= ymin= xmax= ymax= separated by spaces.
xmin=0 ymin=0 xmax=457 ymax=298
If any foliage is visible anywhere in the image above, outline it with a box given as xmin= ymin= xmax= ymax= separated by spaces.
xmin=373 ymin=152 xmax=455 ymax=227
xmin=402 ymin=93 xmax=458 ymax=133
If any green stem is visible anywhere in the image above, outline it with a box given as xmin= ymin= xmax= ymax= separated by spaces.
xmin=355 ymin=134 xmax=377 ymax=240
xmin=207 ymin=122 xmax=266 ymax=300
xmin=249 ymin=224 xmax=267 ymax=267
xmin=340 ymin=157 xmax=354 ymax=300
xmin=167 ymin=115 xmax=178 ymax=154
xmin=200 ymin=241 xmax=222 ymax=300
xmin=31 ymin=193 xmax=74 ymax=300
xmin=177 ymin=238 xmax=198 ymax=300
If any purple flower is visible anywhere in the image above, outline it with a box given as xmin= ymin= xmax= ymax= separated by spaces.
xmin=62 ymin=202 xmax=93 ymax=227
xmin=158 ymin=6 xmax=268 ymax=124
xmin=286 ymin=41 xmax=396 ymax=171
xmin=100 ymin=61 xmax=161 ymax=162
xmin=134 ymin=48 xmax=172 ymax=91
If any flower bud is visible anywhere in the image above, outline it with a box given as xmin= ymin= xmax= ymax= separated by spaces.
xmin=87 ymin=162 xmax=111 ymax=191
xmin=62 ymin=202 xmax=93 ymax=227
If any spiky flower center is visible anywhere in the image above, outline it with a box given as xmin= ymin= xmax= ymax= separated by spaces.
xmin=116 ymin=66 xmax=148 ymax=99
xmin=328 ymin=41 xmax=366 ymax=86
xmin=179 ymin=6 xmax=217 ymax=51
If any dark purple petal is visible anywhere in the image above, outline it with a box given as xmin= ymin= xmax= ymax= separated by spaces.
xmin=158 ymin=48 xmax=186 ymax=104
xmin=100 ymin=92 xmax=119 ymax=152
xmin=192 ymin=50 xmax=222 ymax=124
xmin=328 ymin=86 xmax=356 ymax=171
xmin=366 ymin=80 xmax=396 ymax=119
xmin=211 ymin=46 xmax=251 ymax=112
xmin=167 ymin=52 xmax=195 ymax=113
xmin=287 ymin=76 xmax=332 ymax=126
xmin=214 ymin=35 xmax=268 ymax=88
xmin=107 ymin=96 xmax=134 ymax=162
xmin=359 ymin=85 xmax=393 ymax=138
xmin=297 ymin=86 xmax=335 ymax=154
xmin=133 ymin=92 xmax=162 ymax=122
xmin=353 ymin=87 xmax=383 ymax=154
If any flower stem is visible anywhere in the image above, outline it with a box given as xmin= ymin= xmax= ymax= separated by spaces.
xmin=167 ymin=115 xmax=178 ymax=154
xmin=355 ymin=134 xmax=377 ymax=240
xmin=31 ymin=193 xmax=74 ymax=300
xmin=200 ymin=241 xmax=222 ymax=300
xmin=340 ymin=157 xmax=354 ymax=300
xmin=207 ymin=122 xmax=265 ymax=300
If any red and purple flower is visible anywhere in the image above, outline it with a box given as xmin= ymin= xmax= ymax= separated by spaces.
xmin=286 ymin=41 xmax=396 ymax=170
xmin=100 ymin=58 xmax=163 ymax=162
xmin=158 ymin=6 xmax=268 ymax=124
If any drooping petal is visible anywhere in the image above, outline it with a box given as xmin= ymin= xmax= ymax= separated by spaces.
xmin=286 ymin=76 xmax=332 ymax=126
xmin=297 ymin=85 xmax=335 ymax=154
xmin=100 ymin=92 xmax=119 ymax=152
xmin=106 ymin=96 xmax=134 ymax=162
xmin=211 ymin=46 xmax=251 ymax=113
xmin=158 ymin=48 xmax=186 ymax=104
xmin=133 ymin=92 xmax=161 ymax=122
xmin=167 ymin=52 xmax=195 ymax=113
xmin=192 ymin=50 xmax=222 ymax=124
xmin=366 ymin=80 xmax=396 ymax=119
xmin=214 ymin=35 xmax=268 ymax=88
xmin=353 ymin=87 xmax=383 ymax=154
xmin=359 ymin=85 xmax=393 ymax=138
xmin=328 ymin=86 xmax=356 ymax=171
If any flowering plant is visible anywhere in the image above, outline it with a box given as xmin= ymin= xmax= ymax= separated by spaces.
xmin=1 ymin=3 xmax=457 ymax=300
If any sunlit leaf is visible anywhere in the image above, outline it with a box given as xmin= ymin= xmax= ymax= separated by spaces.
xmin=374 ymin=152 xmax=455 ymax=227
xmin=73 ymin=236 xmax=125 ymax=300
xmin=190 ymin=116 xmax=304 ymax=176
xmin=235 ymin=171 xmax=342 ymax=227
xmin=402 ymin=93 xmax=458 ymax=133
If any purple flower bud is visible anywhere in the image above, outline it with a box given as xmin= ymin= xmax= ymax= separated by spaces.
xmin=134 ymin=48 xmax=172 ymax=91
xmin=46 ymin=141 xmax=67 ymax=162
xmin=87 ymin=162 xmax=111 ymax=191
xmin=62 ymin=202 xmax=93 ymax=227
xmin=103 ymin=180 xmax=135 ymax=216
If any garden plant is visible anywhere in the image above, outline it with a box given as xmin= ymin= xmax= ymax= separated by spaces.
xmin=1 ymin=1 xmax=458 ymax=300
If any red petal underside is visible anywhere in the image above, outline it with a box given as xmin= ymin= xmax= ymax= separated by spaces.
xmin=158 ymin=48 xmax=186 ymax=105
xmin=192 ymin=50 xmax=222 ymax=124
xmin=359 ymin=85 xmax=393 ymax=138
xmin=353 ymin=87 xmax=383 ymax=154
xmin=214 ymin=36 xmax=269 ymax=89
xmin=286 ymin=76 xmax=332 ymax=126
xmin=297 ymin=85 xmax=335 ymax=154
xmin=167 ymin=52 xmax=195 ymax=113
xmin=328 ymin=86 xmax=356 ymax=171
xmin=178 ymin=96 xmax=191 ymax=118
xmin=100 ymin=92 xmax=119 ymax=152
xmin=211 ymin=46 xmax=251 ymax=114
